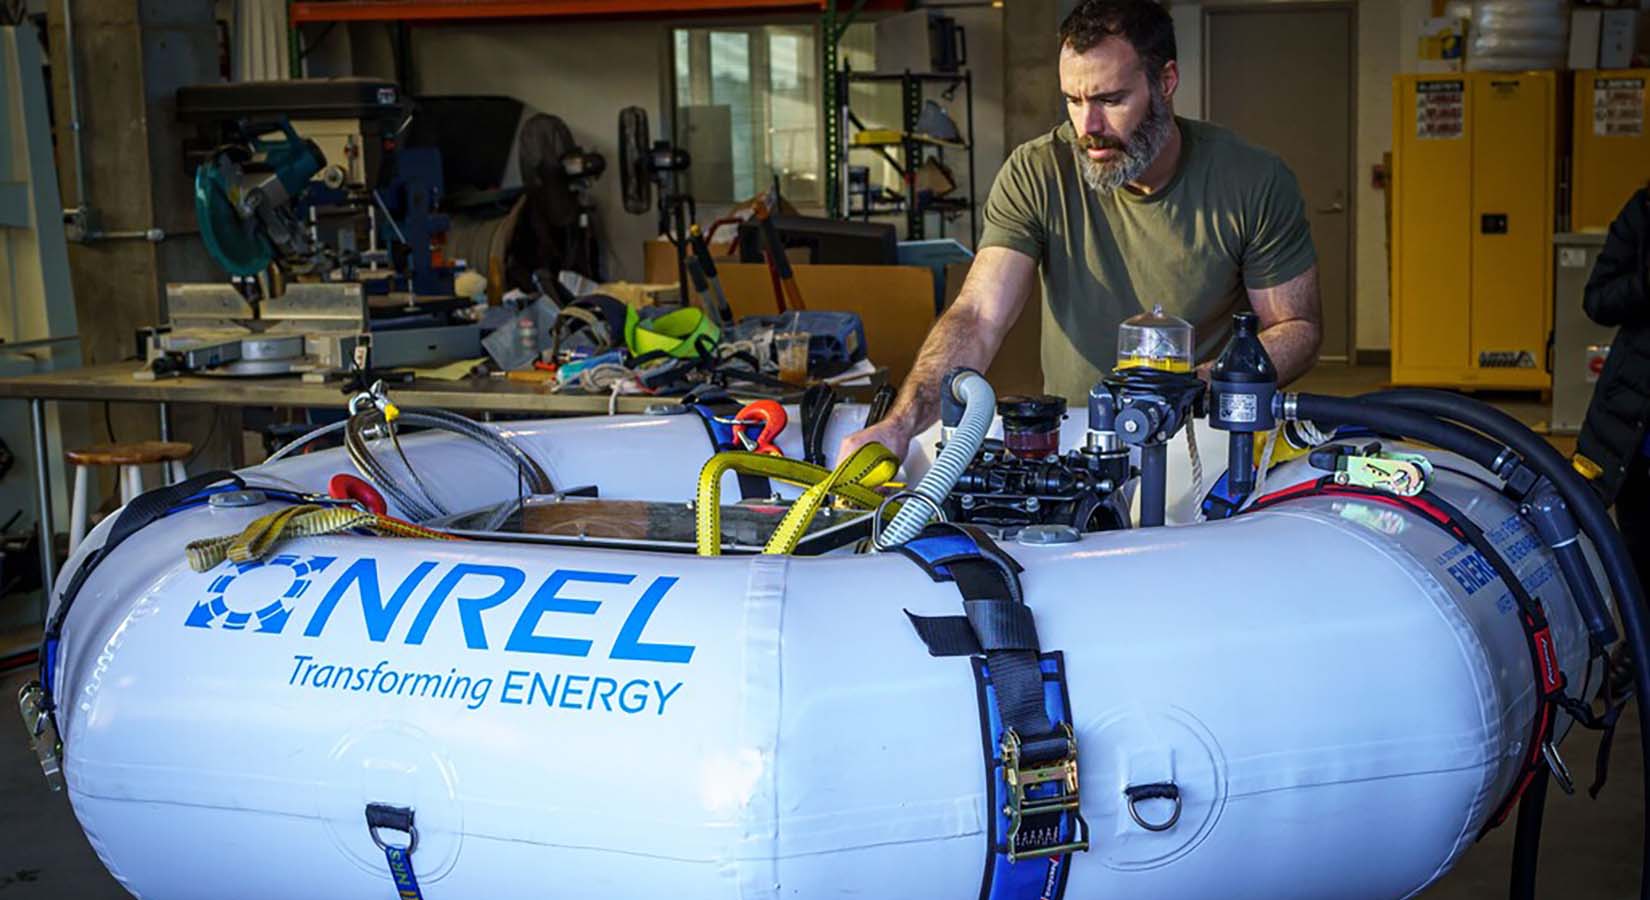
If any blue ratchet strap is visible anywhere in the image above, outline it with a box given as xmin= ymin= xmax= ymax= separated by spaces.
xmin=896 ymin=523 xmax=1089 ymax=900
xmin=366 ymin=804 xmax=426 ymax=900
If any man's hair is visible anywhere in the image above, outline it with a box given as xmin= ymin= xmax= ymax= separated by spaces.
xmin=1058 ymin=0 xmax=1177 ymax=81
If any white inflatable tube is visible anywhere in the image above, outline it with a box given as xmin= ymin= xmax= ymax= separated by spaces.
xmin=43 ymin=408 xmax=1604 ymax=899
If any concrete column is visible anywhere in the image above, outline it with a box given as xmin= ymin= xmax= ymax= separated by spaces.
xmin=43 ymin=0 xmax=234 ymax=470
xmin=1004 ymin=0 xmax=1061 ymax=151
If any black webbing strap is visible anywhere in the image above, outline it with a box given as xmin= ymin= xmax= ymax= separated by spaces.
xmin=900 ymin=523 xmax=1067 ymax=764
xmin=37 ymin=471 xmax=244 ymax=729
xmin=800 ymin=383 xmax=838 ymax=467
xmin=1244 ymin=477 xmax=1598 ymax=834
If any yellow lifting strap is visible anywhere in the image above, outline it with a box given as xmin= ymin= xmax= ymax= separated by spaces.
xmin=695 ymin=442 xmax=900 ymax=557
xmin=186 ymin=504 xmax=462 ymax=572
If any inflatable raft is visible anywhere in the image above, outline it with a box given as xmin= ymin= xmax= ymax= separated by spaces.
xmin=19 ymin=366 xmax=1645 ymax=900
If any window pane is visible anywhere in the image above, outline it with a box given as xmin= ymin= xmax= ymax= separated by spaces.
xmin=674 ymin=30 xmax=692 ymax=109
xmin=668 ymin=25 xmax=827 ymax=205
xmin=766 ymin=26 xmax=818 ymax=203
xmin=709 ymin=31 xmax=753 ymax=199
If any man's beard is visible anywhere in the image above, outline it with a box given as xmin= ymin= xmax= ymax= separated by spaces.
xmin=1075 ymin=89 xmax=1175 ymax=193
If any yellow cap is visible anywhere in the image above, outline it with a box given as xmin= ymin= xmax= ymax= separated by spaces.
xmin=1572 ymin=453 xmax=1603 ymax=480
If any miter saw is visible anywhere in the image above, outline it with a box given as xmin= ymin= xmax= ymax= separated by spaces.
xmin=193 ymin=117 xmax=329 ymax=279
xmin=141 ymin=79 xmax=479 ymax=379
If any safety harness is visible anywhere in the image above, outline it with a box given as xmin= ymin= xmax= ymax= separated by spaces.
xmin=897 ymin=524 xmax=1089 ymax=899
xmin=1243 ymin=477 xmax=1623 ymax=832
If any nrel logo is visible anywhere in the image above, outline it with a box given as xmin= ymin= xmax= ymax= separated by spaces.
xmin=183 ymin=557 xmax=696 ymax=665
xmin=186 ymin=554 xmax=336 ymax=633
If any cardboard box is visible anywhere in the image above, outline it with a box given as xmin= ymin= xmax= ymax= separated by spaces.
xmin=1602 ymin=9 xmax=1642 ymax=69
xmin=1571 ymin=8 xmax=1604 ymax=69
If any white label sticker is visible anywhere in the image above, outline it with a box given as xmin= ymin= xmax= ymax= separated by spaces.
xmin=1417 ymin=80 xmax=1465 ymax=140
xmin=1219 ymin=393 xmax=1259 ymax=424
xmin=1586 ymin=345 xmax=1611 ymax=383
xmin=1559 ymin=248 xmax=1589 ymax=268
xmin=1594 ymin=78 xmax=1645 ymax=137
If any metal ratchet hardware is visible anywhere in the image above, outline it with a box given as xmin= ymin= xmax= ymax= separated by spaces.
xmin=1000 ymin=723 xmax=1091 ymax=861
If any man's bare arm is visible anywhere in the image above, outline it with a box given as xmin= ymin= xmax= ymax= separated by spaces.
xmin=838 ymin=246 xmax=1038 ymax=459
xmin=1246 ymin=265 xmax=1322 ymax=386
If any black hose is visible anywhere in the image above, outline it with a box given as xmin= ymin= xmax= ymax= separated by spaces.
xmin=1289 ymin=394 xmax=1510 ymax=470
xmin=1310 ymin=388 xmax=1650 ymax=900
xmin=1509 ymin=768 xmax=1550 ymax=900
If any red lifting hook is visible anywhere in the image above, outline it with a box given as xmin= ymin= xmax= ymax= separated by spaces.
xmin=731 ymin=400 xmax=788 ymax=456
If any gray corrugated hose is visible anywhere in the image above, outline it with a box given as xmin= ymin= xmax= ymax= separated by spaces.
xmin=875 ymin=370 xmax=995 ymax=548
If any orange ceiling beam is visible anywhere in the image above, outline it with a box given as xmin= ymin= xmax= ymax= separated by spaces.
xmin=290 ymin=0 xmax=902 ymax=24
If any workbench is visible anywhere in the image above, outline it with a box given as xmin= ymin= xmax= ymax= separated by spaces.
xmin=0 ymin=362 xmax=883 ymax=598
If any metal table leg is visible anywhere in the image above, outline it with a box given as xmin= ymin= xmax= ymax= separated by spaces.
xmin=30 ymin=398 xmax=57 ymax=610
xmin=159 ymin=400 xmax=171 ymax=441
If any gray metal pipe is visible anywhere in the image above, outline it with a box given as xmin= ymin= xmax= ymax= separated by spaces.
xmin=61 ymin=0 xmax=87 ymax=212
xmin=30 ymin=399 xmax=57 ymax=609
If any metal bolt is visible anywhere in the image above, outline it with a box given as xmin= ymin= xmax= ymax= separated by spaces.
xmin=959 ymin=494 xmax=976 ymax=509
xmin=209 ymin=490 xmax=268 ymax=509
xmin=1025 ymin=497 xmax=1041 ymax=512
xmin=1123 ymin=420 xmax=1139 ymax=434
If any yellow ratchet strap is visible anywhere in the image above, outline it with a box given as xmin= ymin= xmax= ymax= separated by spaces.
xmin=186 ymin=504 xmax=461 ymax=572
xmin=695 ymin=442 xmax=900 ymax=556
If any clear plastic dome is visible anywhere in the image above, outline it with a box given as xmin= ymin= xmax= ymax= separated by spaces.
xmin=1116 ymin=304 xmax=1194 ymax=372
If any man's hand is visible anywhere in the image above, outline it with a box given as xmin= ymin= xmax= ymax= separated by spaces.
xmin=834 ymin=247 xmax=1038 ymax=464
xmin=837 ymin=415 xmax=918 ymax=463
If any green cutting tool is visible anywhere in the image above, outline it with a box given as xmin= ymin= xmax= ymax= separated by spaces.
xmin=193 ymin=118 xmax=325 ymax=277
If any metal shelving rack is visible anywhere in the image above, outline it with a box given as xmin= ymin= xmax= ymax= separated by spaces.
xmin=820 ymin=0 xmax=975 ymax=243
xmin=834 ymin=68 xmax=975 ymax=243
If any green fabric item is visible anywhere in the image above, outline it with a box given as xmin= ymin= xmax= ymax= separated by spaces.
xmin=626 ymin=306 xmax=720 ymax=359
xmin=979 ymin=117 xmax=1316 ymax=404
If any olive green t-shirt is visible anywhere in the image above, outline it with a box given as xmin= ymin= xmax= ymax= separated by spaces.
xmin=979 ymin=117 xmax=1316 ymax=404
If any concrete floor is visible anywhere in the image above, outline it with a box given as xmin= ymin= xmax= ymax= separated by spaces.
xmin=0 ymin=367 xmax=1642 ymax=898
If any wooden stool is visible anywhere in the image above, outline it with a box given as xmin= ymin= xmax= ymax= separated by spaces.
xmin=65 ymin=441 xmax=192 ymax=554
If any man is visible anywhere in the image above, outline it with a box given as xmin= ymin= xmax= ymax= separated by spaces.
xmin=842 ymin=0 xmax=1322 ymax=460
xmin=1577 ymin=186 xmax=1650 ymax=595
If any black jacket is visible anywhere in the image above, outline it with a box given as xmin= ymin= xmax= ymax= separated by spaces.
xmin=1578 ymin=188 xmax=1650 ymax=502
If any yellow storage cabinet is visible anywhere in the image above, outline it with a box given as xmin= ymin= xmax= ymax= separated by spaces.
xmin=1391 ymin=72 xmax=1555 ymax=390
xmin=1573 ymin=69 xmax=1650 ymax=232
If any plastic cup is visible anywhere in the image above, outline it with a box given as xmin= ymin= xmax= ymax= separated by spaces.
xmin=775 ymin=331 xmax=810 ymax=384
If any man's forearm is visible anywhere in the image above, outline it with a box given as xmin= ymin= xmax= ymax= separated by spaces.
xmin=1259 ymin=318 xmax=1321 ymax=387
xmin=887 ymin=303 xmax=1003 ymax=431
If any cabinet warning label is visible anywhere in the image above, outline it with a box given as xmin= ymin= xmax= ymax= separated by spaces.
xmin=1595 ymin=78 xmax=1645 ymax=137
xmin=1417 ymin=81 xmax=1464 ymax=140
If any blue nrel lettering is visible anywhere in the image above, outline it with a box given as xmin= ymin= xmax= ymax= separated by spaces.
xmin=304 ymin=559 xmax=437 ymax=641
xmin=404 ymin=564 xmax=526 ymax=649
xmin=255 ymin=558 xmax=696 ymax=664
